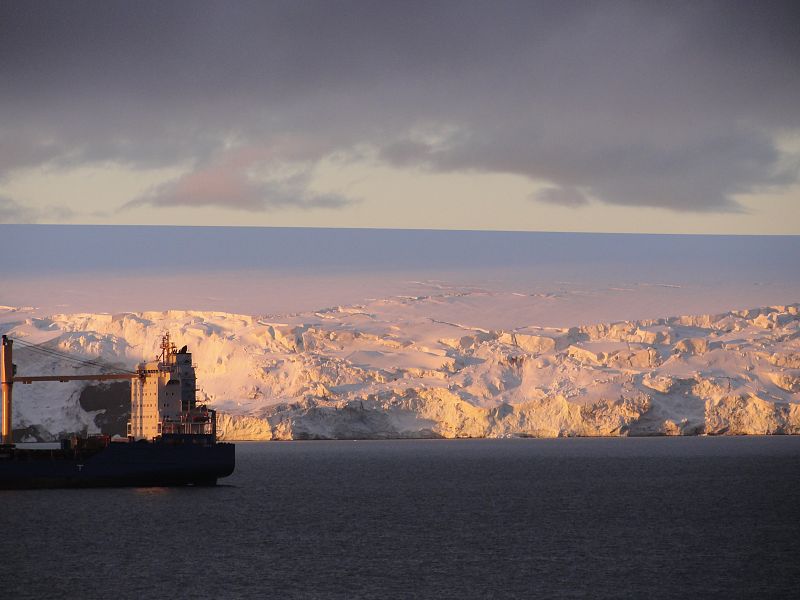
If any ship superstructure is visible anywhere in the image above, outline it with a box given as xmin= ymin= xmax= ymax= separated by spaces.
xmin=129 ymin=333 xmax=216 ymax=441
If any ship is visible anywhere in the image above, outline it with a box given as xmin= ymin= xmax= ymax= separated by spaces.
xmin=0 ymin=333 xmax=235 ymax=489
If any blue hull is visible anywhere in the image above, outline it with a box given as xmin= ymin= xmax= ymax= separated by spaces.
xmin=0 ymin=441 xmax=235 ymax=489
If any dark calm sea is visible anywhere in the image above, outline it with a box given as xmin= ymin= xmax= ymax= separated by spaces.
xmin=2 ymin=437 xmax=799 ymax=599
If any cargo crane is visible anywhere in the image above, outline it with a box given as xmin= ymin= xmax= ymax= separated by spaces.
xmin=1 ymin=335 xmax=138 ymax=445
xmin=0 ymin=333 xmax=233 ymax=488
xmin=1 ymin=333 xmax=218 ymax=446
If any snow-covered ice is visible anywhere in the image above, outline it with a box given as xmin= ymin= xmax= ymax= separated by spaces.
xmin=1 ymin=227 xmax=797 ymax=439
xmin=2 ymin=295 xmax=798 ymax=440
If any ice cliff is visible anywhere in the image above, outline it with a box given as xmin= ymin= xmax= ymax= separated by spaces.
xmin=2 ymin=297 xmax=799 ymax=440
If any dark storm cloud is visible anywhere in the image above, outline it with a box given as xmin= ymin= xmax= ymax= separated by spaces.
xmin=1 ymin=0 xmax=798 ymax=213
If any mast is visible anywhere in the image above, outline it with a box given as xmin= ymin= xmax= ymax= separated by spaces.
xmin=1 ymin=335 xmax=14 ymax=445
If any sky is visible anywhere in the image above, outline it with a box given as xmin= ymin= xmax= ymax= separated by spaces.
xmin=2 ymin=225 xmax=798 ymax=315
xmin=0 ymin=0 xmax=798 ymax=234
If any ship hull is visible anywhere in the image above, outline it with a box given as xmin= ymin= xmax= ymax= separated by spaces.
xmin=0 ymin=441 xmax=235 ymax=489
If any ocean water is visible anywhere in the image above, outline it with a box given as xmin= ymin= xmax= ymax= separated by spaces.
xmin=3 ymin=437 xmax=800 ymax=599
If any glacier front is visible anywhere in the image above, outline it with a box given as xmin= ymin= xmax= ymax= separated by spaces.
xmin=2 ymin=290 xmax=798 ymax=440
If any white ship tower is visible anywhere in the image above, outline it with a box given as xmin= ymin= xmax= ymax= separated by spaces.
xmin=129 ymin=333 xmax=215 ymax=440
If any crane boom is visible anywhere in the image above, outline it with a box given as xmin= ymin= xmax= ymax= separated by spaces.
xmin=1 ymin=335 xmax=139 ymax=445
xmin=14 ymin=373 xmax=139 ymax=383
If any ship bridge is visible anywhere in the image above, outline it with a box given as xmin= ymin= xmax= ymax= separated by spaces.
xmin=129 ymin=333 xmax=214 ymax=440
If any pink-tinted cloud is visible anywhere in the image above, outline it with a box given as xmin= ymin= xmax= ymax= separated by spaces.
xmin=126 ymin=146 xmax=353 ymax=212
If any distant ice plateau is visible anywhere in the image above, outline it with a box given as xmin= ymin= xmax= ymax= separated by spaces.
xmin=3 ymin=292 xmax=799 ymax=440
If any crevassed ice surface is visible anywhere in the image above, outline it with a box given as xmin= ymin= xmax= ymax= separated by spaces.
xmin=1 ymin=227 xmax=797 ymax=439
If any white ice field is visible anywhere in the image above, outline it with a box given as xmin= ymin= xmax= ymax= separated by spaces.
xmin=1 ymin=227 xmax=798 ymax=438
